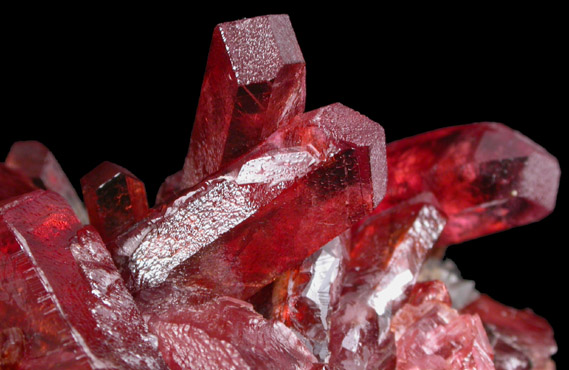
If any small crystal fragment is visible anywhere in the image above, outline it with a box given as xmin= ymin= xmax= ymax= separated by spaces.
xmin=328 ymin=203 xmax=446 ymax=369
xmin=377 ymin=123 xmax=561 ymax=246
xmin=137 ymin=286 xmax=317 ymax=369
xmin=391 ymin=281 xmax=495 ymax=369
xmin=271 ymin=233 xmax=350 ymax=362
xmin=116 ymin=103 xmax=386 ymax=299
xmin=5 ymin=140 xmax=88 ymax=224
xmin=0 ymin=163 xmax=37 ymax=201
xmin=181 ymin=14 xmax=307 ymax=189
xmin=81 ymin=161 xmax=149 ymax=245
xmin=462 ymin=295 xmax=557 ymax=370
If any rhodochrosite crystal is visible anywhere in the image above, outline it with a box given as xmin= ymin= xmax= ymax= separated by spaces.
xmin=462 ymin=295 xmax=557 ymax=370
xmin=5 ymin=140 xmax=88 ymax=224
xmin=328 ymin=203 xmax=446 ymax=369
xmin=391 ymin=281 xmax=495 ymax=369
xmin=0 ymin=163 xmax=37 ymax=201
xmin=377 ymin=123 xmax=560 ymax=247
xmin=181 ymin=14 xmax=306 ymax=189
xmin=137 ymin=286 xmax=316 ymax=369
xmin=0 ymin=191 xmax=165 ymax=369
xmin=116 ymin=103 xmax=386 ymax=299
xmin=81 ymin=161 xmax=149 ymax=245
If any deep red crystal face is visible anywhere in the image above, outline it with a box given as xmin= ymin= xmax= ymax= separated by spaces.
xmin=81 ymin=161 xmax=149 ymax=245
xmin=377 ymin=123 xmax=560 ymax=246
xmin=182 ymin=14 xmax=307 ymax=189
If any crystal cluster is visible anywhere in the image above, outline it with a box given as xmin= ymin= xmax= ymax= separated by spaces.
xmin=0 ymin=14 xmax=560 ymax=370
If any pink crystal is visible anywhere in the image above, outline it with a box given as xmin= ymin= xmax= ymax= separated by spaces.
xmin=377 ymin=123 xmax=560 ymax=247
xmin=137 ymin=286 xmax=316 ymax=369
xmin=5 ymin=140 xmax=88 ymax=224
xmin=462 ymin=294 xmax=557 ymax=370
xmin=0 ymin=190 xmax=165 ymax=369
xmin=116 ymin=103 xmax=386 ymax=299
xmin=328 ymin=203 xmax=446 ymax=369
xmin=181 ymin=14 xmax=307 ymax=189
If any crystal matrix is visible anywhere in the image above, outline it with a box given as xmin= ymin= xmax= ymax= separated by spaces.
xmin=116 ymin=103 xmax=386 ymax=299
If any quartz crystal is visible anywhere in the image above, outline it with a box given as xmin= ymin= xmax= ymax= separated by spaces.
xmin=137 ymin=286 xmax=316 ymax=370
xmin=328 ymin=203 xmax=446 ymax=369
xmin=0 ymin=190 xmax=165 ymax=369
xmin=116 ymin=103 xmax=386 ymax=299
xmin=81 ymin=161 xmax=149 ymax=246
xmin=271 ymin=233 xmax=350 ymax=362
xmin=392 ymin=280 xmax=495 ymax=369
xmin=462 ymin=295 xmax=557 ymax=370
xmin=0 ymin=163 xmax=37 ymax=201
xmin=5 ymin=140 xmax=88 ymax=224
xmin=181 ymin=14 xmax=306 ymax=189
xmin=377 ymin=123 xmax=561 ymax=247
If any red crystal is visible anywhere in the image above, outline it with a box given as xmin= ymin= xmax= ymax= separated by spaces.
xmin=271 ymin=233 xmax=350 ymax=361
xmin=5 ymin=141 xmax=88 ymax=224
xmin=137 ymin=286 xmax=316 ymax=369
xmin=392 ymin=281 xmax=495 ymax=369
xmin=155 ymin=169 xmax=183 ymax=205
xmin=328 ymin=203 xmax=446 ymax=369
xmin=116 ymin=103 xmax=386 ymax=299
xmin=377 ymin=123 xmax=560 ymax=246
xmin=0 ymin=163 xmax=37 ymax=201
xmin=462 ymin=294 xmax=557 ymax=370
xmin=181 ymin=14 xmax=306 ymax=189
xmin=0 ymin=190 xmax=165 ymax=369
xmin=81 ymin=161 xmax=149 ymax=245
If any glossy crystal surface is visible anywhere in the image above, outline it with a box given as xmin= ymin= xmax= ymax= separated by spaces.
xmin=116 ymin=103 xmax=386 ymax=299
xmin=377 ymin=123 xmax=560 ymax=247
xmin=6 ymin=141 xmax=88 ymax=224
xmin=181 ymin=14 xmax=307 ymax=189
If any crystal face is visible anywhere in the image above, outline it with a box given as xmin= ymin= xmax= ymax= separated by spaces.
xmin=0 ymin=191 xmax=165 ymax=369
xmin=377 ymin=123 xmax=560 ymax=247
xmin=116 ymin=103 xmax=386 ymax=299
xmin=181 ymin=14 xmax=306 ymax=189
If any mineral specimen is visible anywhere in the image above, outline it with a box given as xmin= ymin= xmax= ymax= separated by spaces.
xmin=137 ymin=286 xmax=316 ymax=369
xmin=81 ymin=161 xmax=149 ymax=245
xmin=116 ymin=103 xmax=386 ymax=299
xmin=5 ymin=140 xmax=88 ymax=224
xmin=181 ymin=14 xmax=306 ymax=189
xmin=376 ymin=123 xmax=561 ymax=247
xmin=328 ymin=203 xmax=446 ymax=369
xmin=0 ymin=190 xmax=165 ymax=369
xmin=462 ymin=294 xmax=557 ymax=370
xmin=0 ymin=163 xmax=37 ymax=201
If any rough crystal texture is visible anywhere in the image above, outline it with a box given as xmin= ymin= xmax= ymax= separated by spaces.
xmin=81 ymin=161 xmax=149 ymax=246
xmin=137 ymin=286 xmax=316 ymax=370
xmin=5 ymin=141 xmax=88 ymax=224
xmin=377 ymin=123 xmax=560 ymax=246
xmin=0 ymin=163 xmax=37 ymax=201
xmin=462 ymin=295 xmax=557 ymax=370
xmin=0 ymin=190 xmax=165 ymax=369
xmin=116 ymin=103 xmax=386 ymax=299
xmin=418 ymin=258 xmax=479 ymax=309
xmin=392 ymin=281 xmax=495 ymax=369
xmin=328 ymin=203 xmax=446 ymax=369
xmin=182 ymin=14 xmax=307 ymax=189
xmin=271 ymin=232 xmax=350 ymax=362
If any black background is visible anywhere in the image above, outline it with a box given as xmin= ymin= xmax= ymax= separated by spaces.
xmin=3 ymin=5 xmax=566 ymax=366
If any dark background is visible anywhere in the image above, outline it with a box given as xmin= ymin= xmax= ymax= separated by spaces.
xmin=3 ymin=5 xmax=566 ymax=366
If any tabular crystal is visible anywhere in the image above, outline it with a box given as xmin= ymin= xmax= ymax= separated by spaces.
xmin=137 ymin=286 xmax=316 ymax=370
xmin=377 ymin=123 xmax=560 ymax=247
xmin=181 ymin=14 xmax=307 ymax=189
xmin=116 ymin=103 xmax=386 ymax=299
xmin=328 ymin=203 xmax=446 ymax=369
xmin=81 ymin=161 xmax=149 ymax=246
xmin=5 ymin=140 xmax=88 ymax=224
xmin=0 ymin=190 xmax=165 ymax=369
xmin=462 ymin=295 xmax=557 ymax=370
